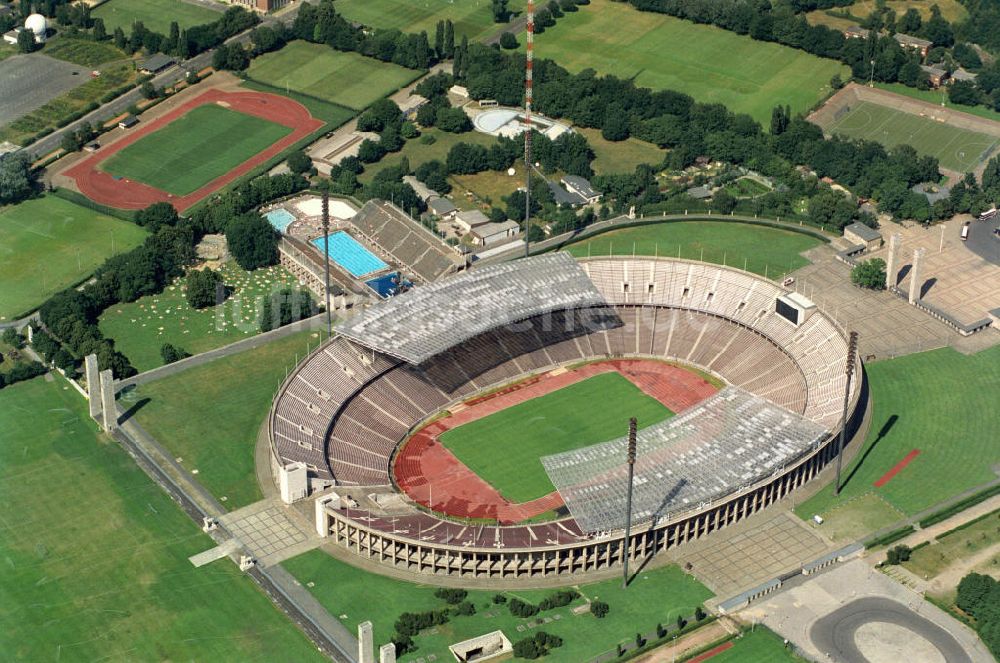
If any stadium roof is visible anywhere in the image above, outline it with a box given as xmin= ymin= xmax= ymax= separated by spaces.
xmin=337 ymin=252 xmax=607 ymax=364
xmin=542 ymin=388 xmax=828 ymax=534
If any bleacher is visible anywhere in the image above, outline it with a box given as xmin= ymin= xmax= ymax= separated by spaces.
xmin=347 ymin=200 xmax=463 ymax=282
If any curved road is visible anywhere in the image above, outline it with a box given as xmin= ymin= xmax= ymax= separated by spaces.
xmin=965 ymin=216 xmax=1000 ymax=267
xmin=810 ymin=597 xmax=972 ymax=663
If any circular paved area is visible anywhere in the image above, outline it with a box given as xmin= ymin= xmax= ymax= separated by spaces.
xmin=810 ymin=597 xmax=971 ymax=663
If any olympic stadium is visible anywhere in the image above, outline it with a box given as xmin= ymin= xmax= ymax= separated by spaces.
xmin=267 ymin=252 xmax=865 ymax=581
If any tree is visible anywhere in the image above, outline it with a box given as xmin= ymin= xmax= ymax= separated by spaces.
xmin=286 ymin=149 xmax=312 ymax=175
xmin=948 ymin=80 xmax=980 ymax=106
xmin=712 ymin=189 xmax=737 ymax=214
xmin=898 ymin=8 xmax=921 ymax=34
xmin=136 ymin=202 xmax=178 ymax=232
xmin=0 ymin=152 xmax=35 ymax=204
xmin=885 ymin=544 xmax=912 ymax=565
xmin=601 ymin=104 xmax=629 ymax=141
xmin=259 ymin=288 xmax=318 ymax=332
xmin=226 ymin=214 xmax=279 ymax=270
xmin=957 ymin=573 xmax=996 ymax=617
xmin=93 ymin=17 xmax=106 ymax=41
xmin=16 ymin=27 xmax=35 ymax=53
xmin=590 ymin=601 xmax=609 ymax=618
xmin=140 ymin=81 xmax=159 ymax=100
xmin=434 ymin=20 xmax=445 ymax=59
xmin=61 ymin=132 xmax=81 ymax=153
xmin=851 ymin=258 xmax=886 ymax=289
xmin=185 ymin=268 xmax=224 ymax=309
xmin=492 ymin=0 xmax=509 ymax=23
xmin=499 ymin=31 xmax=518 ymax=49
xmin=808 ymin=190 xmax=855 ymax=230
xmin=435 ymin=107 xmax=472 ymax=133
xmin=444 ymin=19 xmax=454 ymax=58
xmin=2 ymin=328 xmax=25 ymax=349
xmin=160 ymin=343 xmax=190 ymax=364
xmin=357 ymin=139 xmax=386 ymax=163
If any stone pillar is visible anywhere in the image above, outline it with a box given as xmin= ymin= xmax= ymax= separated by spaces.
xmin=85 ymin=354 xmax=101 ymax=420
xmin=358 ymin=621 xmax=374 ymax=663
xmin=908 ymin=247 xmax=925 ymax=304
xmin=885 ymin=233 xmax=902 ymax=289
xmin=25 ymin=324 xmax=33 ymax=343
xmin=99 ymin=369 xmax=117 ymax=432
xmin=379 ymin=643 xmax=396 ymax=663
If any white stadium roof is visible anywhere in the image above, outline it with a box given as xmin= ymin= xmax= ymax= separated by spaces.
xmin=542 ymin=387 xmax=829 ymax=534
xmin=337 ymin=252 xmax=607 ymax=364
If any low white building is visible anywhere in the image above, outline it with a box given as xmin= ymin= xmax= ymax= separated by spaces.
xmin=561 ymin=175 xmax=602 ymax=204
xmin=470 ymin=220 xmax=520 ymax=247
xmin=428 ymin=197 xmax=458 ymax=221
xmin=455 ymin=209 xmax=491 ymax=233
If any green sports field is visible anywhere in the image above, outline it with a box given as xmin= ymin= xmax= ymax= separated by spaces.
xmin=797 ymin=346 xmax=1000 ymax=533
xmin=0 ymin=195 xmax=147 ymax=321
xmin=710 ymin=628 xmax=805 ymax=662
xmin=332 ymin=0 xmax=525 ymax=42
xmin=99 ymin=261 xmax=301 ymax=371
xmin=0 ymin=377 xmax=323 ymax=662
xmin=439 ymin=372 xmax=672 ymax=503
xmin=564 ymin=220 xmax=822 ymax=279
xmin=535 ymin=0 xmax=849 ymax=123
xmin=284 ymin=549 xmax=712 ymax=662
xmin=246 ymin=41 xmax=422 ymax=111
xmin=101 ymin=105 xmax=292 ymax=196
xmin=128 ymin=330 xmax=320 ymax=508
xmin=822 ymin=100 xmax=999 ymax=172
xmin=93 ymin=0 xmax=221 ymax=34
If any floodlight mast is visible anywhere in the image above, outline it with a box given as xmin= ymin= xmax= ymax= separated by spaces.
xmin=322 ymin=189 xmax=332 ymax=338
xmin=834 ymin=331 xmax=859 ymax=495
xmin=524 ymin=0 xmax=534 ymax=258
xmin=622 ymin=416 xmax=638 ymax=589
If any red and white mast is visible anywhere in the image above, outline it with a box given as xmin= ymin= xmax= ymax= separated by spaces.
xmin=524 ymin=0 xmax=534 ymax=257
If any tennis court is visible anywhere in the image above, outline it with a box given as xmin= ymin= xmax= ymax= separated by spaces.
xmin=312 ymin=231 xmax=388 ymax=278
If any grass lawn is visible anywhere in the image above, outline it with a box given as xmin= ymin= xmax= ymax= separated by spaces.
xmin=94 ymin=0 xmax=221 ymax=34
xmin=102 ymin=105 xmax=292 ymax=196
xmin=711 ymin=628 xmax=805 ymax=662
xmin=724 ymin=177 xmax=771 ymax=198
xmin=534 ymin=0 xmax=849 ymax=123
xmin=0 ymin=195 xmax=147 ymax=321
xmin=247 ymin=41 xmax=421 ymax=111
xmin=0 ymin=61 xmax=137 ymax=146
xmin=450 ymin=162 xmax=526 ymax=210
xmin=284 ymin=550 xmax=712 ymax=663
xmin=43 ymin=36 xmax=129 ymax=67
xmin=99 ymin=261 xmax=300 ymax=372
xmin=439 ymin=372 xmax=672 ymax=503
xmin=332 ymin=0 xmax=525 ymax=42
xmin=127 ymin=330 xmax=320 ymax=508
xmin=578 ymin=127 xmax=667 ymax=175
xmin=797 ymin=346 xmax=1000 ymax=524
xmin=0 ymin=376 xmax=323 ymax=662
xmin=902 ymin=511 xmax=1000 ymax=580
xmin=817 ymin=99 xmax=997 ymax=172
xmin=808 ymin=0 xmax=967 ymax=30
xmin=564 ymin=220 xmax=821 ymax=279
xmin=360 ymin=128 xmax=497 ymax=185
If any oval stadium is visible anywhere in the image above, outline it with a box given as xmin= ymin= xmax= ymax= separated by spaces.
xmin=267 ymin=252 xmax=864 ymax=581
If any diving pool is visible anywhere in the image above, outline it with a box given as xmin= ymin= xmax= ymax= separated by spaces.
xmin=264 ymin=208 xmax=296 ymax=233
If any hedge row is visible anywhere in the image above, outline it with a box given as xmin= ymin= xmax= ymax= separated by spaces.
xmin=864 ymin=525 xmax=915 ymax=549
xmin=918 ymin=484 xmax=1000 ymax=529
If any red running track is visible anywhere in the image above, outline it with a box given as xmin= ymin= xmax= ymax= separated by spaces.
xmin=874 ymin=449 xmax=921 ymax=487
xmin=686 ymin=641 xmax=734 ymax=662
xmin=394 ymin=360 xmax=719 ymax=524
xmin=64 ymin=89 xmax=324 ymax=211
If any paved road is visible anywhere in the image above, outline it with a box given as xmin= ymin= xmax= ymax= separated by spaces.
xmin=25 ymin=5 xmax=302 ymax=160
xmin=965 ymin=215 xmax=1000 ymax=267
xmin=810 ymin=597 xmax=971 ymax=663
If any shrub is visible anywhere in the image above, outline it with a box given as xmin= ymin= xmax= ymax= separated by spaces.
xmin=538 ymin=589 xmax=578 ymax=611
xmin=2 ymin=328 xmax=25 ymax=349
xmin=499 ymin=32 xmax=518 ymax=49
xmin=454 ymin=601 xmax=476 ymax=616
xmin=695 ymin=606 xmax=707 ymax=621
xmin=434 ymin=588 xmax=468 ymax=605
xmin=492 ymin=593 xmax=507 ymax=604
xmin=509 ymin=598 xmax=539 ymax=618
xmin=590 ymin=601 xmax=609 ymax=618
xmin=160 ymin=343 xmax=190 ymax=364
xmin=886 ymin=544 xmax=913 ymax=565
xmin=286 ymin=149 xmax=312 ymax=175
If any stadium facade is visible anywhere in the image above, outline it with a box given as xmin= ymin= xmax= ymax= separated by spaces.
xmin=268 ymin=254 xmax=865 ymax=581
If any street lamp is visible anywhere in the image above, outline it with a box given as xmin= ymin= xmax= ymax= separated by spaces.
xmin=321 ymin=189 xmax=332 ymax=338
xmin=834 ymin=331 xmax=860 ymax=495
xmin=622 ymin=416 xmax=638 ymax=589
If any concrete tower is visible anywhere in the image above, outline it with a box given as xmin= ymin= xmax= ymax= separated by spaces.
xmin=885 ymin=233 xmax=902 ymax=289
xmin=908 ymin=247 xmax=926 ymax=304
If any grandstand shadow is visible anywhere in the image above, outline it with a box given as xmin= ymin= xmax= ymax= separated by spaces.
xmin=920 ymin=277 xmax=937 ymax=299
xmin=840 ymin=414 xmax=898 ymax=491
xmin=117 ymin=397 xmax=150 ymax=426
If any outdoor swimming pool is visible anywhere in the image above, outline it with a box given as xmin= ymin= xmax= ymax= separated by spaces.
xmin=264 ymin=208 xmax=296 ymax=233
xmin=312 ymin=231 xmax=388 ymax=278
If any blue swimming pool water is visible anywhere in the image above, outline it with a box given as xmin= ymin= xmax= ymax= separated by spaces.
xmin=312 ymin=231 xmax=388 ymax=278
xmin=265 ymin=209 xmax=296 ymax=233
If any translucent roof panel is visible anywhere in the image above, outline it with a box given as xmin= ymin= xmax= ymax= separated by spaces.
xmin=337 ymin=252 xmax=607 ymax=364
xmin=542 ymin=387 xmax=829 ymax=534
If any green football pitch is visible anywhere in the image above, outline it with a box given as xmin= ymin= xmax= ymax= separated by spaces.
xmin=93 ymin=0 xmax=221 ymax=34
xmin=0 ymin=195 xmax=147 ymax=321
xmin=798 ymin=345 xmax=1000 ymax=528
xmin=711 ymin=628 xmax=805 ymax=662
xmin=564 ymin=220 xmax=822 ymax=279
xmin=332 ymin=0 xmax=525 ymax=42
xmin=534 ymin=0 xmax=849 ymax=123
xmin=285 ymin=549 xmax=712 ymax=662
xmin=0 ymin=377 xmax=323 ymax=662
xmin=439 ymin=372 xmax=673 ymax=503
xmin=101 ymin=105 xmax=292 ymax=196
xmin=823 ymin=100 xmax=999 ymax=172
xmin=247 ymin=41 xmax=422 ymax=111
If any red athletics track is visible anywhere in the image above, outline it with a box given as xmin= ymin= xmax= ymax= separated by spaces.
xmin=686 ymin=641 xmax=734 ymax=662
xmin=874 ymin=449 xmax=921 ymax=487
xmin=393 ymin=359 xmax=719 ymax=524
xmin=64 ymin=89 xmax=324 ymax=211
